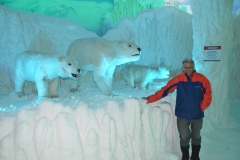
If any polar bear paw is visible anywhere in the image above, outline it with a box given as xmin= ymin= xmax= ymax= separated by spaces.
xmin=70 ymin=88 xmax=79 ymax=93
xmin=16 ymin=92 xmax=24 ymax=98
xmin=49 ymin=95 xmax=59 ymax=99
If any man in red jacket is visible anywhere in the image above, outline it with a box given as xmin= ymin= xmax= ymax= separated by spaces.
xmin=142 ymin=58 xmax=212 ymax=160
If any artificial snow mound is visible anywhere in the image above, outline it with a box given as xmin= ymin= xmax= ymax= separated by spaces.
xmin=0 ymin=98 xmax=179 ymax=160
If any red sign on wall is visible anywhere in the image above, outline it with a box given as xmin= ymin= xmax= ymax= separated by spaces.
xmin=203 ymin=45 xmax=221 ymax=61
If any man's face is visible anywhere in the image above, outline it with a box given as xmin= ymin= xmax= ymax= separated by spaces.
xmin=182 ymin=62 xmax=194 ymax=76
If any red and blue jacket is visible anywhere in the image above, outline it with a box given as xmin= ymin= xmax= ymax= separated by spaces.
xmin=147 ymin=71 xmax=212 ymax=120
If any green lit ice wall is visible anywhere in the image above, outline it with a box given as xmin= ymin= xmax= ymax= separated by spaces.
xmin=0 ymin=0 xmax=113 ymax=36
xmin=0 ymin=0 xmax=203 ymax=36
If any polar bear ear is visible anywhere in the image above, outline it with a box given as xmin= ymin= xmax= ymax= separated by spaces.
xmin=114 ymin=41 xmax=120 ymax=46
xmin=58 ymin=56 xmax=65 ymax=62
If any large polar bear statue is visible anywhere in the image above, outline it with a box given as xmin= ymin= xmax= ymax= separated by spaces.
xmin=121 ymin=65 xmax=170 ymax=90
xmin=67 ymin=37 xmax=141 ymax=95
xmin=14 ymin=51 xmax=81 ymax=100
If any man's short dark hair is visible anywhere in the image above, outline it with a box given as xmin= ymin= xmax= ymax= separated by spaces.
xmin=182 ymin=58 xmax=195 ymax=67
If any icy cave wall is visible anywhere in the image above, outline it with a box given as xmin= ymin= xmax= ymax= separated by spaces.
xmin=102 ymin=0 xmax=165 ymax=35
xmin=230 ymin=14 xmax=240 ymax=100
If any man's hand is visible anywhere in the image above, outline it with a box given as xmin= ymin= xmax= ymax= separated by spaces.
xmin=142 ymin=97 xmax=149 ymax=103
xmin=160 ymin=101 xmax=170 ymax=104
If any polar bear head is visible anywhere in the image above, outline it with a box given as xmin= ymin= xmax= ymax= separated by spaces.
xmin=156 ymin=67 xmax=170 ymax=79
xmin=114 ymin=41 xmax=141 ymax=65
xmin=58 ymin=56 xmax=81 ymax=79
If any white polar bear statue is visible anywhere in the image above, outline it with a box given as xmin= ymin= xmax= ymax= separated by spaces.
xmin=121 ymin=65 xmax=170 ymax=90
xmin=14 ymin=51 xmax=80 ymax=100
xmin=67 ymin=37 xmax=141 ymax=95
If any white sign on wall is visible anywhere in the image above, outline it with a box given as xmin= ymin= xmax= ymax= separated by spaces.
xmin=203 ymin=46 xmax=221 ymax=61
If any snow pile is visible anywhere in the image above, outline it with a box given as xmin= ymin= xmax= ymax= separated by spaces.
xmin=0 ymin=95 xmax=179 ymax=160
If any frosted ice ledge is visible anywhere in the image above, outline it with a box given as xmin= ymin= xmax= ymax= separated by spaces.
xmin=0 ymin=98 xmax=179 ymax=160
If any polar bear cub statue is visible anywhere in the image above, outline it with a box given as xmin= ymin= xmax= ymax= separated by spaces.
xmin=14 ymin=51 xmax=80 ymax=100
xmin=122 ymin=65 xmax=170 ymax=90
xmin=67 ymin=37 xmax=141 ymax=95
